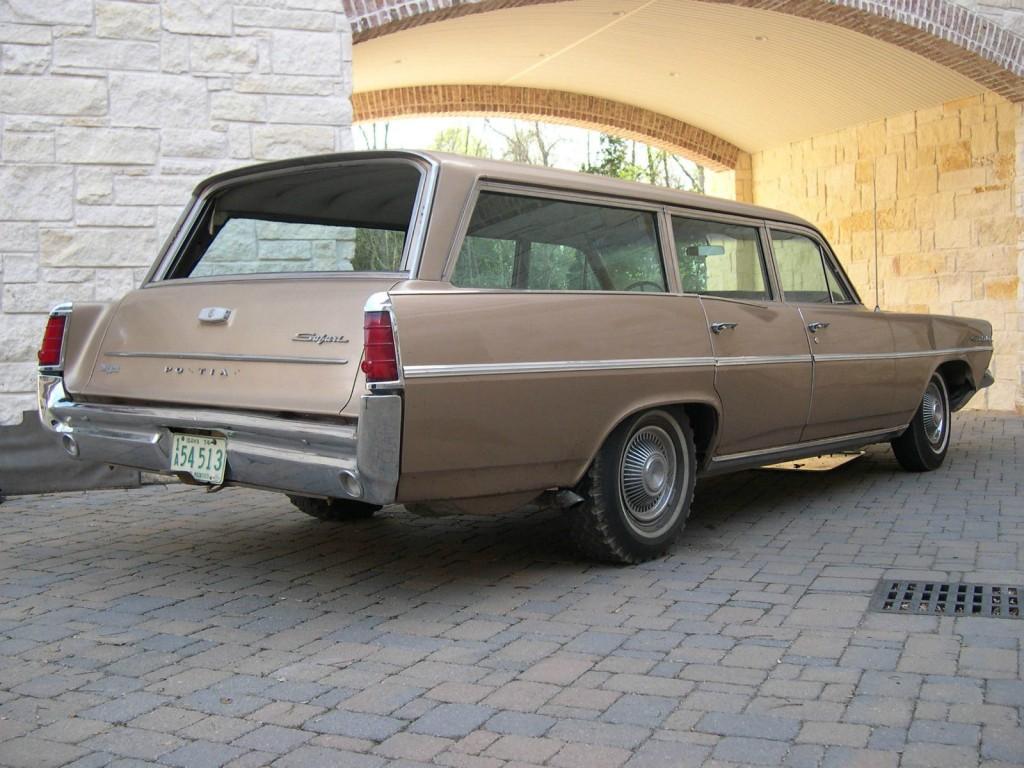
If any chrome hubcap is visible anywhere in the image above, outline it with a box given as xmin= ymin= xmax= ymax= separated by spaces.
xmin=922 ymin=380 xmax=946 ymax=448
xmin=621 ymin=426 xmax=676 ymax=525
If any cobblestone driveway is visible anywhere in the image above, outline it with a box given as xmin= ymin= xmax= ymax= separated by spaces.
xmin=1 ymin=412 xmax=1022 ymax=768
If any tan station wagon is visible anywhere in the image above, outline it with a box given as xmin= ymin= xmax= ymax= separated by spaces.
xmin=37 ymin=151 xmax=994 ymax=562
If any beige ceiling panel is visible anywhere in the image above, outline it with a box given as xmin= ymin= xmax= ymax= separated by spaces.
xmin=353 ymin=0 xmax=985 ymax=151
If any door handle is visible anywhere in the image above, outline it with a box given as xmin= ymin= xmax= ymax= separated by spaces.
xmin=807 ymin=321 xmax=830 ymax=333
xmin=710 ymin=322 xmax=738 ymax=334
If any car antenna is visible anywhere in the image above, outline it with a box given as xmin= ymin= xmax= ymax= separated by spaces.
xmin=872 ymin=160 xmax=881 ymax=312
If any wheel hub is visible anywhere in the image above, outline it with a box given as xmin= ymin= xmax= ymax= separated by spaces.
xmin=922 ymin=381 xmax=946 ymax=447
xmin=620 ymin=425 xmax=676 ymax=525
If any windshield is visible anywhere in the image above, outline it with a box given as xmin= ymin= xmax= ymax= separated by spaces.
xmin=164 ymin=160 xmax=423 ymax=280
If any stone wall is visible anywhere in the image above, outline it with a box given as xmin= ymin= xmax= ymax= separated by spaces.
xmin=752 ymin=93 xmax=1023 ymax=412
xmin=0 ymin=0 xmax=354 ymax=425
xmin=953 ymin=0 xmax=1024 ymax=37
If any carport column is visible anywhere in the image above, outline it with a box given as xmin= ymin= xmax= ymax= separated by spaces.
xmin=706 ymin=152 xmax=753 ymax=203
xmin=1016 ymin=103 xmax=1024 ymax=415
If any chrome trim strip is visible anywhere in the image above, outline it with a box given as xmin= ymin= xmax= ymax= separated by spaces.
xmin=404 ymin=357 xmax=717 ymax=378
xmin=402 ymin=346 xmax=992 ymax=379
xmin=712 ymin=425 xmax=907 ymax=463
xmin=717 ymin=354 xmax=811 ymax=367
xmin=813 ymin=346 xmax=992 ymax=363
xmin=106 ymin=351 xmax=348 ymax=365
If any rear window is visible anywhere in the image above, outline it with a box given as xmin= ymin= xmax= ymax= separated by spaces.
xmin=451 ymin=192 xmax=666 ymax=293
xmin=164 ymin=161 xmax=422 ymax=280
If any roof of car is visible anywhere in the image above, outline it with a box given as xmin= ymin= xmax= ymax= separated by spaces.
xmin=194 ymin=149 xmax=814 ymax=228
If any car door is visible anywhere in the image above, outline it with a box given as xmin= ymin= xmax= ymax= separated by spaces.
xmin=769 ymin=227 xmax=898 ymax=441
xmin=670 ymin=213 xmax=812 ymax=457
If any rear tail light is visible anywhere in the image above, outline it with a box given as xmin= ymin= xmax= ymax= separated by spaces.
xmin=38 ymin=312 xmax=68 ymax=369
xmin=361 ymin=310 xmax=399 ymax=384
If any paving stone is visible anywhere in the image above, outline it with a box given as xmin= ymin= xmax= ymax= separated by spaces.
xmin=980 ymin=725 xmax=1024 ymax=763
xmin=624 ymin=739 xmax=710 ymax=767
xmin=304 ymin=710 xmax=404 ymax=741
xmin=797 ymin=721 xmax=870 ymax=747
xmin=484 ymin=735 xmax=563 ymax=763
xmin=602 ymin=694 xmax=677 ymax=727
xmin=712 ymin=736 xmax=790 ymax=765
xmin=0 ymin=737 xmax=89 ymax=768
xmin=180 ymin=715 xmax=257 ymax=744
xmin=844 ymin=695 xmax=915 ymax=727
xmin=270 ymin=745 xmax=385 ymax=768
xmin=485 ymin=710 xmax=556 ymax=736
xmin=83 ymin=726 xmax=182 ymax=760
xmin=548 ymin=718 xmax=649 ymax=749
xmin=698 ymin=712 xmax=800 ymax=741
xmin=80 ymin=692 xmax=168 ymax=723
xmin=483 ymin=681 xmax=560 ymax=711
xmin=821 ymin=746 xmax=899 ymax=768
xmin=232 ymin=724 xmax=310 ymax=754
xmin=549 ymin=742 xmax=630 ymax=768
xmin=907 ymin=719 xmax=980 ymax=746
xmin=158 ymin=739 xmax=247 ymax=768
xmin=408 ymin=704 xmax=495 ymax=738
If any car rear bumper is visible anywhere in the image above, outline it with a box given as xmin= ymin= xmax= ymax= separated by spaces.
xmin=38 ymin=375 xmax=401 ymax=505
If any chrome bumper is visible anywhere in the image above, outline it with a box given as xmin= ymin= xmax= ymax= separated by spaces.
xmin=38 ymin=376 xmax=401 ymax=505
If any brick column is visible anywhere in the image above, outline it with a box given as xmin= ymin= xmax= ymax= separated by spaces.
xmin=0 ymin=1 xmax=354 ymax=425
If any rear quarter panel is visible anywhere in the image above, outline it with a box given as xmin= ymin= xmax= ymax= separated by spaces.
xmin=389 ymin=288 xmax=717 ymax=503
xmin=887 ymin=311 xmax=994 ymax=419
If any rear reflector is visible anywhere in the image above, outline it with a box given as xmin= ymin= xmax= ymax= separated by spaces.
xmin=361 ymin=310 xmax=399 ymax=383
xmin=38 ymin=314 xmax=67 ymax=369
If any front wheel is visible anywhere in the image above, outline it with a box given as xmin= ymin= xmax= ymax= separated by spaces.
xmin=568 ymin=409 xmax=696 ymax=564
xmin=288 ymin=495 xmax=380 ymax=521
xmin=891 ymin=372 xmax=951 ymax=472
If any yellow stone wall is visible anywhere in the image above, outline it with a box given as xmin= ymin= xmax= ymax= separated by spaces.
xmin=751 ymin=93 xmax=1022 ymax=412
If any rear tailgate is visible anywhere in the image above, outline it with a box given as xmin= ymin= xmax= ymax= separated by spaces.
xmin=80 ymin=278 xmax=396 ymax=416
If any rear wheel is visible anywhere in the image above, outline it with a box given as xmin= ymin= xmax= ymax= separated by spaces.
xmin=288 ymin=495 xmax=380 ymax=521
xmin=568 ymin=409 xmax=695 ymax=564
xmin=891 ymin=372 xmax=950 ymax=472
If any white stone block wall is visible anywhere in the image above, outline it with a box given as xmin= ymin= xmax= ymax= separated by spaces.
xmin=0 ymin=0 xmax=354 ymax=425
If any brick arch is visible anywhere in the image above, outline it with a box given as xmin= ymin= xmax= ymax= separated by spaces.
xmin=352 ymin=85 xmax=743 ymax=170
xmin=344 ymin=0 xmax=1024 ymax=102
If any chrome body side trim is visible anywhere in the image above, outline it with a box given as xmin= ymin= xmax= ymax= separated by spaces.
xmin=404 ymin=357 xmax=717 ymax=378
xmin=37 ymin=376 xmax=400 ymax=505
xmin=717 ymin=354 xmax=811 ymax=367
xmin=105 ymin=351 xmax=349 ymax=365
xmin=402 ymin=346 xmax=990 ymax=379
xmin=813 ymin=346 xmax=993 ymax=363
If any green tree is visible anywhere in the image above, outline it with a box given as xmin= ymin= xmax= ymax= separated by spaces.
xmin=431 ymin=126 xmax=491 ymax=158
xmin=580 ymin=136 xmax=645 ymax=181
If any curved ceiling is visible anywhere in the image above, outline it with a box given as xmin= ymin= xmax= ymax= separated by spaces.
xmin=352 ymin=0 xmax=985 ymax=153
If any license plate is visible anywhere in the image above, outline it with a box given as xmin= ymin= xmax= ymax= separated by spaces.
xmin=170 ymin=433 xmax=226 ymax=485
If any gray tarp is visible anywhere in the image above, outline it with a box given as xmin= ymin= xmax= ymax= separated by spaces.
xmin=0 ymin=411 xmax=139 ymax=498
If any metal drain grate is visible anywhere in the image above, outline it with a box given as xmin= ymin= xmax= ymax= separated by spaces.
xmin=869 ymin=580 xmax=1022 ymax=620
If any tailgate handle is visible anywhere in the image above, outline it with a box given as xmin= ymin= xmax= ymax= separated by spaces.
xmin=198 ymin=307 xmax=232 ymax=324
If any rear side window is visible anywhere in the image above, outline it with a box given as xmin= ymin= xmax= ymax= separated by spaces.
xmin=672 ymin=217 xmax=769 ymax=301
xmin=165 ymin=161 xmax=422 ymax=280
xmin=771 ymin=230 xmax=843 ymax=303
xmin=452 ymin=192 xmax=666 ymax=293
